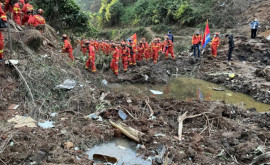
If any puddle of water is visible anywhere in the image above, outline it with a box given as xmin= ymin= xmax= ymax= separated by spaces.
xmin=113 ymin=77 xmax=270 ymax=112
xmin=86 ymin=138 xmax=151 ymax=165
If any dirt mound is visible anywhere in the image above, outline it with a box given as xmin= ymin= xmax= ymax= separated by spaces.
xmin=12 ymin=29 xmax=43 ymax=51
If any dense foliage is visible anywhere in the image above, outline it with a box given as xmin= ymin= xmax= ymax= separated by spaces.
xmin=75 ymin=0 xmax=247 ymax=29
xmin=33 ymin=0 xmax=97 ymax=36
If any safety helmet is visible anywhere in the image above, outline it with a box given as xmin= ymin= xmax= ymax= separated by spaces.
xmin=85 ymin=41 xmax=90 ymax=44
xmin=19 ymin=0 xmax=24 ymax=3
xmin=139 ymin=41 xmax=142 ymax=44
xmin=165 ymin=36 xmax=169 ymax=39
xmin=38 ymin=9 xmax=43 ymax=15
xmin=62 ymin=34 xmax=67 ymax=38
xmin=215 ymin=32 xmax=219 ymax=36
xmin=142 ymin=38 xmax=145 ymax=41
xmin=121 ymin=41 xmax=125 ymax=46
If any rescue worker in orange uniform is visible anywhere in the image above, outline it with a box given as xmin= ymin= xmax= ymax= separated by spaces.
xmin=80 ymin=39 xmax=87 ymax=55
xmin=62 ymin=34 xmax=75 ymax=61
xmin=105 ymin=40 xmax=110 ymax=56
xmin=28 ymin=9 xmax=45 ymax=27
xmin=142 ymin=38 xmax=150 ymax=61
xmin=0 ymin=2 xmax=7 ymax=62
xmin=163 ymin=36 xmax=175 ymax=60
xmin=85 ymin=41 xmax=96 ymax=73
xmin=110 ymin=44 xmax=120 ymax=76
xmin=128 ymin=38 xmax=137 ymax=66
xmin=137 ymin=41 xmax=144 ymax=62
xmin=4 ymin=0 xmax=14 ymax=13
xmin=21 ymin=0 xmax=33 ymax=25
xmin=192 ymin=32 xmax=202 ymax=58
xmin=13 ymin=0 xmax=24 ymax=25
xmin=157 ymin=38 xmax=162 ymax=52
xmin=150 ymin=39 xmax=159 ymax=64
xmin=211 ymin=33 xmax=220 ymax=58
xmin=120 ymin=41 xmax=130 ymax=72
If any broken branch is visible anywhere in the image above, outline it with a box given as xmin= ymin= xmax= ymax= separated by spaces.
xmin=145 ymin=99 xmax=154 ymax=118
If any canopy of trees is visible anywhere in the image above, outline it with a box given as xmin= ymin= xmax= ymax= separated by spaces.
xmin=33 ymin=0 xmax=97 ymax=36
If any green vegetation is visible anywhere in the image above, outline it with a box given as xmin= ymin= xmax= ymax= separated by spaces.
xmin=33 ymin=0 xmax=98 ymax=36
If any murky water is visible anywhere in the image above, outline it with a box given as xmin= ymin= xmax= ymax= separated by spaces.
xmin=86 ymin=138 xmax=151 ymax=165
xmin=112 ymin=77 xmax=270 ymax=112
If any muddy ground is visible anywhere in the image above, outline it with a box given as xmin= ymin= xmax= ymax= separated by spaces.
xmin=0 ymin=19 xmax=270 ymax=164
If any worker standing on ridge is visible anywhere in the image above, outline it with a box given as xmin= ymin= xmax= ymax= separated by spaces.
xmin=211 ymin=33 xmax=220 ymax=58
xmin=225 ymin=34 xmax=234 ymax=64
xmin=163 ymin=36 xmax=175 ymax=60
xmin=21 ymin=0 xmax=33 ymax=25
xmin=192 ymin=32 xmax=202 ymax=58
xmin=128 ymin=38 xmax=137 ymax=67
xmin=167 ymin=30 xmax=174 ymax=43
xmin=142 ymin=38 xmax=150 ymax=62
xmin=85 ymin=41 xmax=96 ymax=73
xmin=13 ymin=0 xmax=24 ymax=25
xmin=250 ymin=18 xmax=260 ymax=39
xmin=28 ymin=9 xmax=45 ymax=27
xmin=110 ymin=44 xmax=119 ymax=76
xmin=62 ymin=34 xmax=75 ymax=61
xmin=151 ymin=38 xmax=159 ymax=64
xmin=137 ymin=41 xmax=144 ymax=62
xmin=0 ymin=1 xmax=7 ymax=62
xmin=120 ymin=41 xmax=130 ymax=72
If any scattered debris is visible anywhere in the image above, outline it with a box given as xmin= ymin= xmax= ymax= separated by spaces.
xmin=8 ymin=104 xmax=19 ymax=110
xmin=8 ymin=115 xmax=37 ymax=128
xmin=212 ymin=87 xmax=225 ymax=91
xmin=118 ymin=110 xmax=127 ymax=120
xmin=154 ymin=133 xmax=166 ymax=137
xmin=93 ymin=154 xmax=118 ymax=163
xmin=38 ymin=121 xmax=55 ymax=129
xmin=150 ymin=90 xmax=163 ymax=95
xmin=101 ymin=79 xmax=108 ymax=86
xmin=56 ymin=79 xmax=77 ymax=90
xmin=5 ymin=59 xmax=19 ymax=65
xmin=50 ymin=113 xmax=58 ymax=117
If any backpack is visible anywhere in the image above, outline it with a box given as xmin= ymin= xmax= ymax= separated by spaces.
xmin=0 ymin=19 xmax=8 ymax=28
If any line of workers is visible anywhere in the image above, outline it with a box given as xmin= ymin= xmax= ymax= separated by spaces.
xmin=62 ymin=34 xmax=175 ymax=76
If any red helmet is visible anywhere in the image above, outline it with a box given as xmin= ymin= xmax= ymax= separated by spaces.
xmin=19 ymin=0 xmax=24 ymax=3
xmin=38 ymin=9 xmax=44 ymax=15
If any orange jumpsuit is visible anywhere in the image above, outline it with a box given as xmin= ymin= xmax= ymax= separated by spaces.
xmin=110 ymin=47 xmax=120 ymax=76
xmin=157 ymin=41 xmax=162 ymax=52
xmin=137 ymin=44 xmax=144 ymax=62
xmin=120 ymin=46 xmax=130 ymax=71
xmin=13 ymin=2 xmax=22 ymax=25
xmin=79 ymin=40 xmax=87 ymax=55
xmin=211 ymin=37 xmax=220 ymax=58
xmin=143 ymin=41 xmax=150 ymax=61
xmin=0 ymin=5 xmax=7 ymax=60
xmin=85 ymin=44 xmax=96 ymax=72
xmin=151 ymin=42 xmax=159 ymax=64
xmin=105 ymin=43 xmax=110 ymax=55
xmin=128 ymin=42 xmax=137 ymax=66
xmin=163 ymin=40 xmax=175 ymax=60
xmin=21 ymin=3 xmax=33 ymax=25
xmin=62 ymin=39 xmax=75 ymax=61
xmin=28 ymin=14 xmax=45 ymax=27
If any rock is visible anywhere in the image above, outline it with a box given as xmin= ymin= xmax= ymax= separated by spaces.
xmin=64 ymin=142 xmax=74 ymax=150
xmin=191 ymin=132 xmax=204 ymax=143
